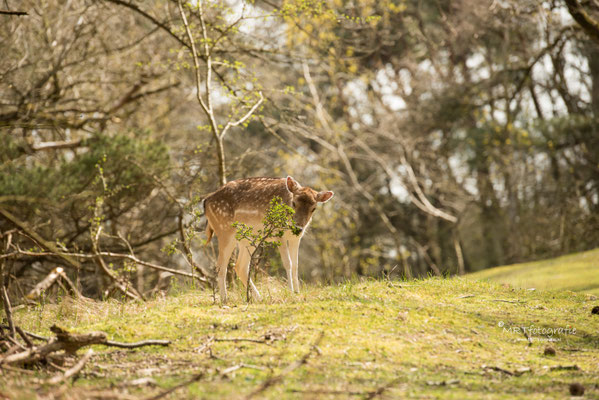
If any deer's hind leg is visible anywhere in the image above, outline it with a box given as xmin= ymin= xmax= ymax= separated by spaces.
xmin=216 ymin=231 xmax=236 ymax=303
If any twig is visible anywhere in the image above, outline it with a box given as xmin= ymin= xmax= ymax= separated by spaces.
xmin=490 ymin=299 xmax=524 ymax=304
xmin=0 ymin=364 xmax=36 ymax=375
xmin=92 ymin=226 xmax=142 ymax=301
xmin=46 ymin=349 xmax=93 ymax=385
xmin=144 ymin=373 xmax=203 ymax=400
xmin=30 ymin=140 xmax=82 ymax=151
xmin=0 ymin=10 xmax=28 ymax=15
xmin=103 ymin=339 xmax=171 ymax=348
xmin=15 ymin=327 xmax=33 ymax=348
xmin=1 ymin=232 xmax=15 ymax=339
xmin=214 ymin=337 xmax=269 ymax=344
xmin=483 ymin=365 xmax=514 ymax=376
xmin=520 ymin=327 xmax=532 ymax=346
xmin=4 ymin=337 xmax=25 ymax=353
xmin=56 ymin=269 xmax=82 ymax=299
xmin=221 ymin=91 xmax=264 ymax=138
xmin=1 ymin=285 xmax=15 ymax=339
xmin=289 ymin=389 xmax=363 ymax=396
xmin=549 ymin=364 xmax=580 ymax=371
xmin=5 ymin=248 xmax=207 ymax=282
xmin=0 ymin=208 xmax=82 ymax=272
xmin=364 ymin=377 xmax=402 ymax=399
xmin=218 ymin=363 xmax=267 ymax=378
xmin=244 ymin=331 xmax=324 ymax=399
xmin=0 ymin=325 xmax=48 ymax=341
xmin=219 ymin=364 xmax=242 ymax=377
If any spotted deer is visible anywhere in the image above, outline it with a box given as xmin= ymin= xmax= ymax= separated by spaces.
xmin=204 ymin=176 xmax=334 ymax=303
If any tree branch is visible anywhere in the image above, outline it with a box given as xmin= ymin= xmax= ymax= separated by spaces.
xmin=102 ymin=0 xmax=188 ymax=48
xmin=30 ymin=140 xmax=83 ymax=152
xmin=0 ymin=10 xmax=27 ymax=16
xmin=565 ymin=0 xmax=599 ymax=43
xmin=46 ymin=349 xmax=93 ymax=385
xmin=177 ymin=0 xmax=227 ymax=186
xmin=3 ymin=248 xmax=208 ymax=282
xmin=221 ymin=91 xmax=264 ymax=138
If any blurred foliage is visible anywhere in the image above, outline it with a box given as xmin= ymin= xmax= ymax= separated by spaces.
xmin=0 ymin=132 xmax=168 ymax=204
xmin=1 ymin=0 xmax=598 ymax=300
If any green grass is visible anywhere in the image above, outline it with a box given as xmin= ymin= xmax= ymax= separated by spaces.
xmin=3 ymin=275 xmax=599 ymax=399
xmin=468 ymin=248 xmax=599 ymax=295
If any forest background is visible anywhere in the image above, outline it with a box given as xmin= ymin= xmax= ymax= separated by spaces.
xmin=1 ymin=0 xmax=598 ymax=300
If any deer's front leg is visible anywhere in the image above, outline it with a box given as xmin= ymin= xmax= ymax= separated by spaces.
xmin=235 ymin=243 xmax=261 ymax=300
xmin=278 ymin=240 xmax=294 ymax=292
xmin=288 ymin=238 xmax=301 ymax=293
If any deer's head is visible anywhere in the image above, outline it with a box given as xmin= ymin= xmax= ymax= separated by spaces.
xmin=285 ymin=176 xmax=334 ymax=230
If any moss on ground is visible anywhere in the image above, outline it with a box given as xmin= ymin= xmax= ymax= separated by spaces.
xmin=3 ymin=275 xmax=599 ymax=399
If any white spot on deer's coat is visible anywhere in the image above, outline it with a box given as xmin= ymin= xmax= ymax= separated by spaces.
xmin=237 ymin=208 xmax=260 ymax=215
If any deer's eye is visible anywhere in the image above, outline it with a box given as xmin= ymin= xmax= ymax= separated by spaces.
xmin=292 ymin=200 xmax=297 ymax=207
xmin=311 ymin=207 xmax=316 ymax=213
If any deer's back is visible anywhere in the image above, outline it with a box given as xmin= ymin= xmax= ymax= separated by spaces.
xmin=204 ymin=177 xmax=292 ymax=228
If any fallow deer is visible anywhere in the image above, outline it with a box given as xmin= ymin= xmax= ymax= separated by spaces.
xmin=204 ymin=176 xmax=334 ymax=303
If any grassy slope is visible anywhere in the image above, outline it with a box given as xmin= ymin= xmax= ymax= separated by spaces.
xmin=468 ymin=248 xmax=599 ymax=295
xmin=3 ymin=277 xmax=599 ymax=400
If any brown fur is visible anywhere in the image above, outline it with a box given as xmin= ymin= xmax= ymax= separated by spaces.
xmin=203 ymin=176 xmax=334 ymax=303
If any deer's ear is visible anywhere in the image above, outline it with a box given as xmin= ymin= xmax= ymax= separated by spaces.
xmin=316 ymin=191 xmax=334 ymax=203
xmin=286 ymin=176 xmax=301 ymax=194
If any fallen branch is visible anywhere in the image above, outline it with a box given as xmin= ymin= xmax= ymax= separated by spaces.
xmin=30 ymin=140 xmax=82 ymax=152
xmin=26 ymin=267 xmax=63 ymax=300
xmin=1 ymin=327 xmax=106 ymax=364
xmin=46 ymin=349 xmax=93 ymax=385
xmin=244 ymin=331 xmax=324 ymax=399
xmin=0 ymin=10 xmax=28 ymax=15
xmin=15 ymin=327 xmax=33 ymax=348
xmin=0 ymin=325 xmax=171 ymax=365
